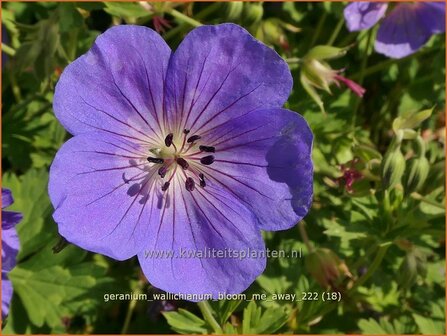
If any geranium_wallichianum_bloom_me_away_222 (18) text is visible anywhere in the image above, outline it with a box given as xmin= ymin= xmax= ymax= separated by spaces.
xmin=48 ymin=23 xmax=313 ymax=299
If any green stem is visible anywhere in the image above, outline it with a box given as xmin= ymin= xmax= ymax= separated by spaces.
xmin=351 ymin=29 xmax=373 ymax=129
xmin=194 ymin=2 xmax=221 ymax=20
xmin=298 ymin=221 xmax=314 ymax=253
xmin=168 ymin=8 xmax=202 ymax=28
xmin=351 ymin=241 xmax=378 ymax=270
xmin=327 ymin=16 xmax=345 ymax=46
xmin=197 ymin=301 xmax=223 ymax=334
xmin=314 ymin=242 xmax=392 ymax=320
xmin=310 ymin=11 xmax=327 ymax=48
xmin=410 ymin=192 xmax=444 ymax=209
xmin=2 ymin=43 xmax=16 ymax=56
xmin=121 ymin=282 xmax=144 ymax=334
xmin=350 ymin=242 xmax=392 ymax=292
xmin=285 ymin=57 xmax=301 ymax=64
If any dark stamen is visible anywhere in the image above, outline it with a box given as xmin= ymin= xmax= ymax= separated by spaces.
xmin=200 ymin=155 xmax=215 ymax=165
xmin=187 ymin=135 xmax=201 ymax=143
xmin=199 ymin=173 xmax=206 ymax=188
xmin=165 ymin=133 xmax=174 ymax=147
xmin=161 ymin=182 xmax=170 ymax=191
xmin=199 ymin=145 xmax=215 ymax=153
xmin=183 ymin=129 xmax=190 ymax=135
xmin=176 ymin=158 xmax=189 ymax=170
xmin=158 ymin=166 xmax=168 ymax=178
xmin=185 ymin=177 xmax=195 ymax=192
xmin=147 ymin=157 xmax=164 ymax=164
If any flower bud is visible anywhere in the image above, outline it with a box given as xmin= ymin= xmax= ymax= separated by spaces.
xmin=222 ymin=2 xmax=244 ymax=21
xmin=381 ymin=148 xmax=406 ymax=189
xmin=305 ymin=248 xmax=352 ymax=289
xmin=300 ymin=51 xmax=366 ymax=113
xmin=242 ymin=3 xmax=264 ymax=27
xmin=306 ymin=45 xmax=348 ymax=60
xmin=404 ymin=156 xmax=429 ymax=193
xmin=397 ymin=249 xmax=427 ymax=289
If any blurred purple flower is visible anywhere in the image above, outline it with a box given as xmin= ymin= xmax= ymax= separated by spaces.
xmin=344 ymin=2 xmax=445 ymax=58
xmin=2 ymin=188 xmax=22 ymax=319
xmin=49 ymin=24 xmax=313 ymax=298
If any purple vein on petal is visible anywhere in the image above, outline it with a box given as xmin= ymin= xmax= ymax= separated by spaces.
xmin=198 ymin=106 xmax=261 ymax=141
xmin=103 ymin=140 xmax=148 ymax=158
xmin=132 ymin=43 xmax=165 ymax=134
xmin=209 ymin=124 xmax=268 ymax=148
xmin=128 ymin=181 xmax=156 ymax=242
xmin=179 ymin=187 xmax=205 ymax=269
xmin=188 ymin=188 xmax=225 ymax=240
xmin=217 ymin=135 xmax=278 ymax=153
xmin=192 ymin=83 xmax=263 ymax=135
xmin=86 ymin=170 xmax=149 ymax=207
xmin=79 ymin=96 xmax=159 ymax=144
xmin=203 ymin=165 xmax=274 ymax=200
xmin=103 ymin=167 xmax=157 ymax=239
xmin=109 ymin=69 xmax=164 ymax=143
xmin=180 ymin=49 xmax=212 ymax=131
xmin=194 ymin=187 xmax=246 ymax=238
xmin=187 ymin=65 xmax=239 ymax=132
xmin=66 ymin=108 xmax=153 ymax=145
xmin=74 ymin=150 xmax=143 ymax=160
xmin=76 ymin=162 xmax=148 ymax=176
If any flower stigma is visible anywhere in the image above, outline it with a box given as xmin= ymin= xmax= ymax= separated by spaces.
xmin=147 ymin=129 xmax=216 ymax=192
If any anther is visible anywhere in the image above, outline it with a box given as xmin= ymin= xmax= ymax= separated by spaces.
xmin=200 ymin=155 xmax=215 ymax=165
xmin=183 ymin=129 xmax=190 ymax=135
xmin=199 ymin=145 xmax=215 ymax=153
xmin=185 ymin=177 xmax=195 ymax=192
xmin=158 ymin=166 xmax=168 ymax=178
xmin=147 ymin=157 xmax=164 ymax=164
xmin=161 ymin=182 xmax=170 ymax=191
xmin=165 ymin=133 xmax=174 ymax=147
xmin=199 ymin=173 xmax=206 ymax=188
xmin=176 ymin=158 xmax=189 ymax=170
xmin=187 ymin=135 xmax=201 ymax=143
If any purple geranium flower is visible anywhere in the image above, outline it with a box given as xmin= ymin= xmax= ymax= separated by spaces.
xmin=49 ymin=24 xmax=313 ymax=298
xmin=344 ymin=2 xmax=445 ymax=58
xmin=2 ymin=188 xmax=22 ymax=319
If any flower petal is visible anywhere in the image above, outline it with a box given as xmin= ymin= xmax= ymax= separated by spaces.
xmin=344 ymin=2 xmax=388 ymax=32
xmin=375 ymin=4 xmax=432 ymax=59
xmin=138 ymin=177 xmax=266 ymax=298
xmin=2 ymin=227 xmax=19 ymax=273
xmin=1 ymin=275 xmax=13 ymax=319
xmin=49 ymin=133 xmax=162 ymax=260
xmin=415 ymin=2 xmax=445 ymax=34
xmin=54 ymin=25 xmax=171 ymax=141
xmin=163 ymin=23 xmax=292 ymax=136
xmin=197 ymin=108 xmax=313 ymax=231
xmin=2 ymin=211 xmax=23 ymax=230
xmin=1 ymin=188 xmax=13 ymax=209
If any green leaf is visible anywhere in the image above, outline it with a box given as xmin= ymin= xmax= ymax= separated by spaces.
xmin=104 ymin=2 xmax=152 ymax=23
xmin=413 ymin=313 xmax=445 ymax=334
xmin=163 ymin=309 xmax=209 ymax=334
xmin=300 ymin=72 xmax=325 ymax=114
xmin=392 ymin=108 xmax=433 ymax=132
xmin=358 ymin=318 xmax=387 ymax=334
xmin=306 ymin=45 xmax=348 ymax=60
xmin=2 ymin=169 xmax=56 ymax=259
xmin=9 ymin=245 xmax=113 ymax=329
xmin=241 ymin=301 xmax=288 ymax=334
xmin=213 ymin=299 xmax=242 ymax=326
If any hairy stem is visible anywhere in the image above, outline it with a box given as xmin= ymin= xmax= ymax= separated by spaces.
xmin=169 ymin=8 xmax=202 ymax=27
xmin=197 ymin=301 xmax=223 ymax=334
xmin=2 ymin=43 xmax=16 ymax=56
xmin=298 ymin=221 xmax=314 ymax=253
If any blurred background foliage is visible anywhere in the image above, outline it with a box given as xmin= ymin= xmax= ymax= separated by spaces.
xmin=1 ymin=1 xmax=445 ymax=334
